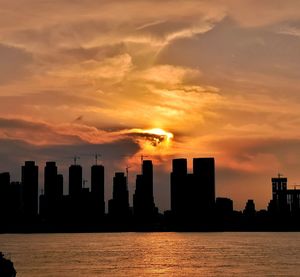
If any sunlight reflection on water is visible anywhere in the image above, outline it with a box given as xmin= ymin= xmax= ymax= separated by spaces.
xmin=0 ymin=232 xmax=299 ymax=276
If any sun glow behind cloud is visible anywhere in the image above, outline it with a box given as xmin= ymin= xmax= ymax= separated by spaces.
xmin=124 ymin=127 xmax=174 ymax=154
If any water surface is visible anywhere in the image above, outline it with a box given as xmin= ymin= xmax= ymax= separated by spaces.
xmin=0 ymin=232 xmax=299 ymax=276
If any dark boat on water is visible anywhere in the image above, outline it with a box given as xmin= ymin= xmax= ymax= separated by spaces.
xmin=0 ymin=252 xmax=16 ymax=277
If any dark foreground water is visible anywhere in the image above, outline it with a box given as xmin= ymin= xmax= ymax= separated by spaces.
xmin=0 ymin=232 xmax=299 ymax=276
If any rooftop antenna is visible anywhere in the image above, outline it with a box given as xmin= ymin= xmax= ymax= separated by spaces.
xmin=125 ymin=165 xmax=131 ymax=188
xmin=278 ymin=172 xmax=284 ymax=179
xmin=74 ymin=156 xmax=80 ymax=165
xmin=140 ymin=154 xmax=149 ymax=163
xmin=95 ymin=154 xmax=102 ymax=165
xmin=140 ymin=154 xmax=149 ymax=171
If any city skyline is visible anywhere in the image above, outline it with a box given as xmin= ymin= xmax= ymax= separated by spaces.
xmin=1 ymin=156 xmax=299 ymax=214
xmin=1 ymin=157 xmax=299 ymax=232
xmin=2 ymin=1 xmax=300 ymax=212
xmin=2 ymin=152 xmax=300 ymax=212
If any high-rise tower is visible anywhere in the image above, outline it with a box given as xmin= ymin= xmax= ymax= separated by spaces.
xmin=22 ymin=161 xmax=38 ymax=218
xmin=69 ymin=164 xmax=82 ymax=196
xmin=133 ymin=160 xmax=156 ymax=220
xmin=193 ymin=157 xmax=215 ymax=214
xmin=170 ymin=158 xmax=188 ymax=218
xmin=91 ymin=164 xmax=105 ymax=216
xmin=44 ymin=162 xmax=58 ymax=199
xmin=108 ymin=172 xmax=130 ymax=219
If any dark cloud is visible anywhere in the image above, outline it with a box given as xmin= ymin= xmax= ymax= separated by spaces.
xmin=0 ymin=117 xmax=83 ymax=145
xmin=0 ymin=137 xmax=140 ymax=209
xmin=127 ymin=131 xmax=169 ymax=146
xmin=0 ymin=117 xmax=51 ymax=131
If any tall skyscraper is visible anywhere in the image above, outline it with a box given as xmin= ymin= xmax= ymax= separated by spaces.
xmin=170 ymin=157 xmax=216 ymax=225
xmin=170 ymin=158 xmax=188 ymax=218
xmin=57 ymin=174 xmax=64 ymax=197
xmin=22 ymin=161 xmax=38 ymax=218
xmin=91 ymin=164 xmax=105 ymax=216
xmin=40 ymin=162 xmax=64 ymax=219
xmin=193 ymin=157 xmax=215 ymax=214
xmin=69 ymin=164 xmax=82 ymax=196
xmin=108 ymin=172 xmax=130 ymax=218
xmin=44 ymin=162 xmax=58 ymax=199
xmin=10 ymin=181 xmax=22 ymax=220
xmin=133 ymin=160 xmax=156 ymax=220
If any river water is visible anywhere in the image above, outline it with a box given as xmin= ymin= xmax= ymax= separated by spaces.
xmin=0 ymin=232 xmax=299 ymax=276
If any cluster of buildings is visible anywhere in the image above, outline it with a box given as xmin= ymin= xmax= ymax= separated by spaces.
xmin=0 ymin=157 xmax=300 ymax=231
xmin=0 ymin=158 xmax=160 ymax=226
xmin=268 ymin=175 xmax=300 ymax=218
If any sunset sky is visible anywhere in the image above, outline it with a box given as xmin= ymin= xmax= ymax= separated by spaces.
xmin=1 ymin=0 xmax=300 ymax=211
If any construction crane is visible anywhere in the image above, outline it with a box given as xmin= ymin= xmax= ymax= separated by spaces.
xmin=79 ymin=153 xmax=102 ymax=165
xmin=120 ymin=154 xmax=150 ymax=173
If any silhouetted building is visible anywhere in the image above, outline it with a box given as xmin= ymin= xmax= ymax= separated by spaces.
xmin=269 ymin=175 xmax=288 ymax=215
xmin=268 ymin=175 xmax=300 ymax=217
xmin=57 ymin=174 xmax=64 ymax=197
xmin=133 ymin=160 xmax=157 ymax=221
xmin=40 ymin=162 xmax=64 ymax=220
xmin=0 ymin=172 xmax=10 ymax=187
xmin=44 ymin=162 xmax=57 ymax=197
xmin=91 ymin=164 xmax=105 ymax=216
xmin=4 ymin=157 xmax=300 ymax=232
xmin=108 ymin=172 xmax=130 ymax=219
xmin=9 ymin=182 xmax=23 ymax=220
xmin=22 ymin=161 xmax=38 ymax=218
xmin=243 ymin=199 xmax=256 ymax=216
xmin=215 ymin=197 xmax=234 ymax=229
xmin=170 ymin=157 xmax=216 ymax=226
xmin=69 ymin=164 xmax=82 ymax=196
xmin=193 ymin=157 xmax=215 ymax=215
xmin=216 ymin=197 xmax=233 ymax=217
xmin=80 ymin=186 xmax=93 ymax=221
xmin=0 ymin=172 xmax=10 ymax=222
xmin=170 ymin=158 xmax=188 ymax=219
